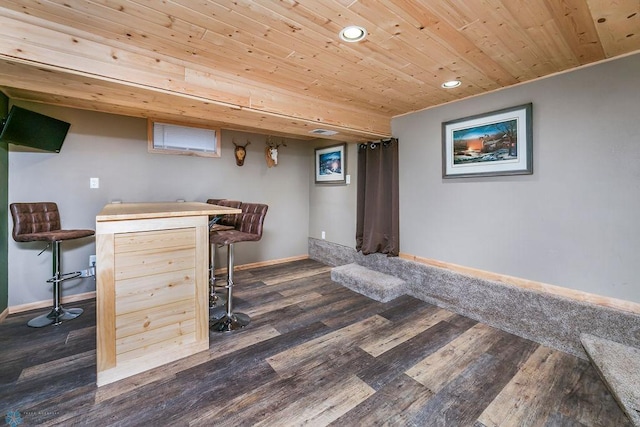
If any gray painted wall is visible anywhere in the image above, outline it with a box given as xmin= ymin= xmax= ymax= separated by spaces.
xmin=393 ymin=53 xmax=640 ymax=303
xmin=308 ymin=140 xmax=358 ymax=247
xmin=8 ymin=103 xmax=310 ymax=307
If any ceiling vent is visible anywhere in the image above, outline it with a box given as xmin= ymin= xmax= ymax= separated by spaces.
xmin=310 ymin=129 xmax=339 ymax=136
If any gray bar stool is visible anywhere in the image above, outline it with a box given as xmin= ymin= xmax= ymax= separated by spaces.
xmin=10 ymin=202 xmax=95 ymax=327
xmin=209 ymin=202 xmax=268 ymax=332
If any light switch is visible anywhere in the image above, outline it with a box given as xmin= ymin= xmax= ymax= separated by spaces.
xmin=90 ymin=177 xmax=99 ymax=189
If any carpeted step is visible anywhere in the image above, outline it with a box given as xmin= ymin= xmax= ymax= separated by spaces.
xmin=581 ymin=333 xmax=640 ymax=426
xmin=331 ymin=263 xmax=405 ymax=302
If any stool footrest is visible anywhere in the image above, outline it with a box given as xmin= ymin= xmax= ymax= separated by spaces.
xmin=46 ymin=271 xmax=82 ymax=284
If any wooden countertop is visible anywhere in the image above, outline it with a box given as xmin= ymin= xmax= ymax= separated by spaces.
xmin=96 ymin=202 xmax=241 ymax=222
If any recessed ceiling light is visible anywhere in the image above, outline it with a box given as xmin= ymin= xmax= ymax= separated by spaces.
xmin=339 ymin=25 xmax=367 ymax=42
xmin=442 ymin=80 xmax=461 ymax=89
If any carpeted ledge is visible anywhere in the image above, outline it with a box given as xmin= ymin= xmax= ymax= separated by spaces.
xmin=331 ymin=263 xmax=405 ymax=303
xmin=581 ymin=334 xmax=640 ymax=426
xmin=309 ymin=238 xmax=640 ymax=359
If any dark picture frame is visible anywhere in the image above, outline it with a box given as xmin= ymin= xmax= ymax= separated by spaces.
xmin=315 ymin=143 xmax=346 ymax=184
xmin=442 ymin=103 xmax=533 ymax=178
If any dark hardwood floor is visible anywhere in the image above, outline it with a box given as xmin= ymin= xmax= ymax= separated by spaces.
xmin=0 ymin=259 xmax=629 ymax=426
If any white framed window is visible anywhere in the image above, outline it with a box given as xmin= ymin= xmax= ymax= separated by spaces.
xmin=147 ymin=119 xmax=221 ymax=158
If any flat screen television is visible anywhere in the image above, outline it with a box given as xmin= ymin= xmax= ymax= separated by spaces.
xmin=0 ymin=106 xmax=70 ymax=153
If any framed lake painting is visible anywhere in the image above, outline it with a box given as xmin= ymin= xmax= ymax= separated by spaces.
xmin=442 ymin=103 xmax=532 ymax=178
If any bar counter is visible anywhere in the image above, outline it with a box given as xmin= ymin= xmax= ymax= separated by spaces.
xmin=95 ymin=202 xmax=241 ymax=386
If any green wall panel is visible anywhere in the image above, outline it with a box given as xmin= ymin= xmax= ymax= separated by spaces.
xmin=0 ymin=91 xmax=8 ymax=313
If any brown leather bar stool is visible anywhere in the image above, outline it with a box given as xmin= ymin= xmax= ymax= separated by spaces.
xmin=206 ymin=199 xmax=242 ymax=310
xmin=10 ymin=202 xmax=95 ymax=328
xmin=209 ymin=202 xmax=268 ymax=332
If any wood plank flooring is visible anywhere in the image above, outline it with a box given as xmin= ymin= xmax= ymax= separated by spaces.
xmin=0 ymin=259 xmax=629 ymax=426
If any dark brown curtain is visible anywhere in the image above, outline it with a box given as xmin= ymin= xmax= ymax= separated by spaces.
xmin=356 ymin=138 xmax=399 ymax=256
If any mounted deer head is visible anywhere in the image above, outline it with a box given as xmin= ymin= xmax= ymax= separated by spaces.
xmin=265 ymin=136 xmax=286 ymax=168
xmin=233 ymin=138 xmax=251 ymax=166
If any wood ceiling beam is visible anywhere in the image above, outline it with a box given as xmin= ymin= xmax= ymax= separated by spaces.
xmin=0 ymin=58 xmax=383 ymax=143
xmin=0 ymin=13 xmax=391 ymax=142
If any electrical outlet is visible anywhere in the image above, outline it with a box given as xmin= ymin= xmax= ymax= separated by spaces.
xmin=90 ymin=177 xmax=99 ymax=189
xmin=89 ymin=254 xmax=96 ymax=266
xmin=321 ymin=231 xmax=326 ymax=240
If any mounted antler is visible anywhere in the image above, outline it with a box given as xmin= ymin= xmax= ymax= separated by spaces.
xmin=233 ymin=138 xmax=251 ymax=166
xmin=266 ymin=135 xmax=287 ymax=149
xmin=265 ymin=136 xmax=286 ymax=168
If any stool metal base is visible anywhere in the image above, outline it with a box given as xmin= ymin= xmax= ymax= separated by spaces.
xmin=209 ymin=306 xmax=227 ymax=321
xmin=28 ymin=306 xmax=83 ymax=328
xmin=209 ymin=243 xmax=251 ymax=332
xmin=209 ymin=243 xmax=225 ymax=309
xmin=209 ymin=292 xmax=227 ymax=309
xmin=27 ymin=240 xmax=86 ymax=328
xmin=210 ymin=312 xmax=250 ymax=332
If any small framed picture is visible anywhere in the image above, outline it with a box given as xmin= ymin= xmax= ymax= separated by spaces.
xmin=315 ymin=143 xmax=346 ymax=184
xmin=442 ymin=103 xmax=533 ymax=178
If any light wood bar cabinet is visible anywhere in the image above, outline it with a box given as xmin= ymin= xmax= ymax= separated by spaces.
xmin=95 ymin=202 xmax=240 ymax=386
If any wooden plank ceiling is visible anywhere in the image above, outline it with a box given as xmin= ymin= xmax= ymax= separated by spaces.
xmin=0 ymin=0 xmax=638 ymax=143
